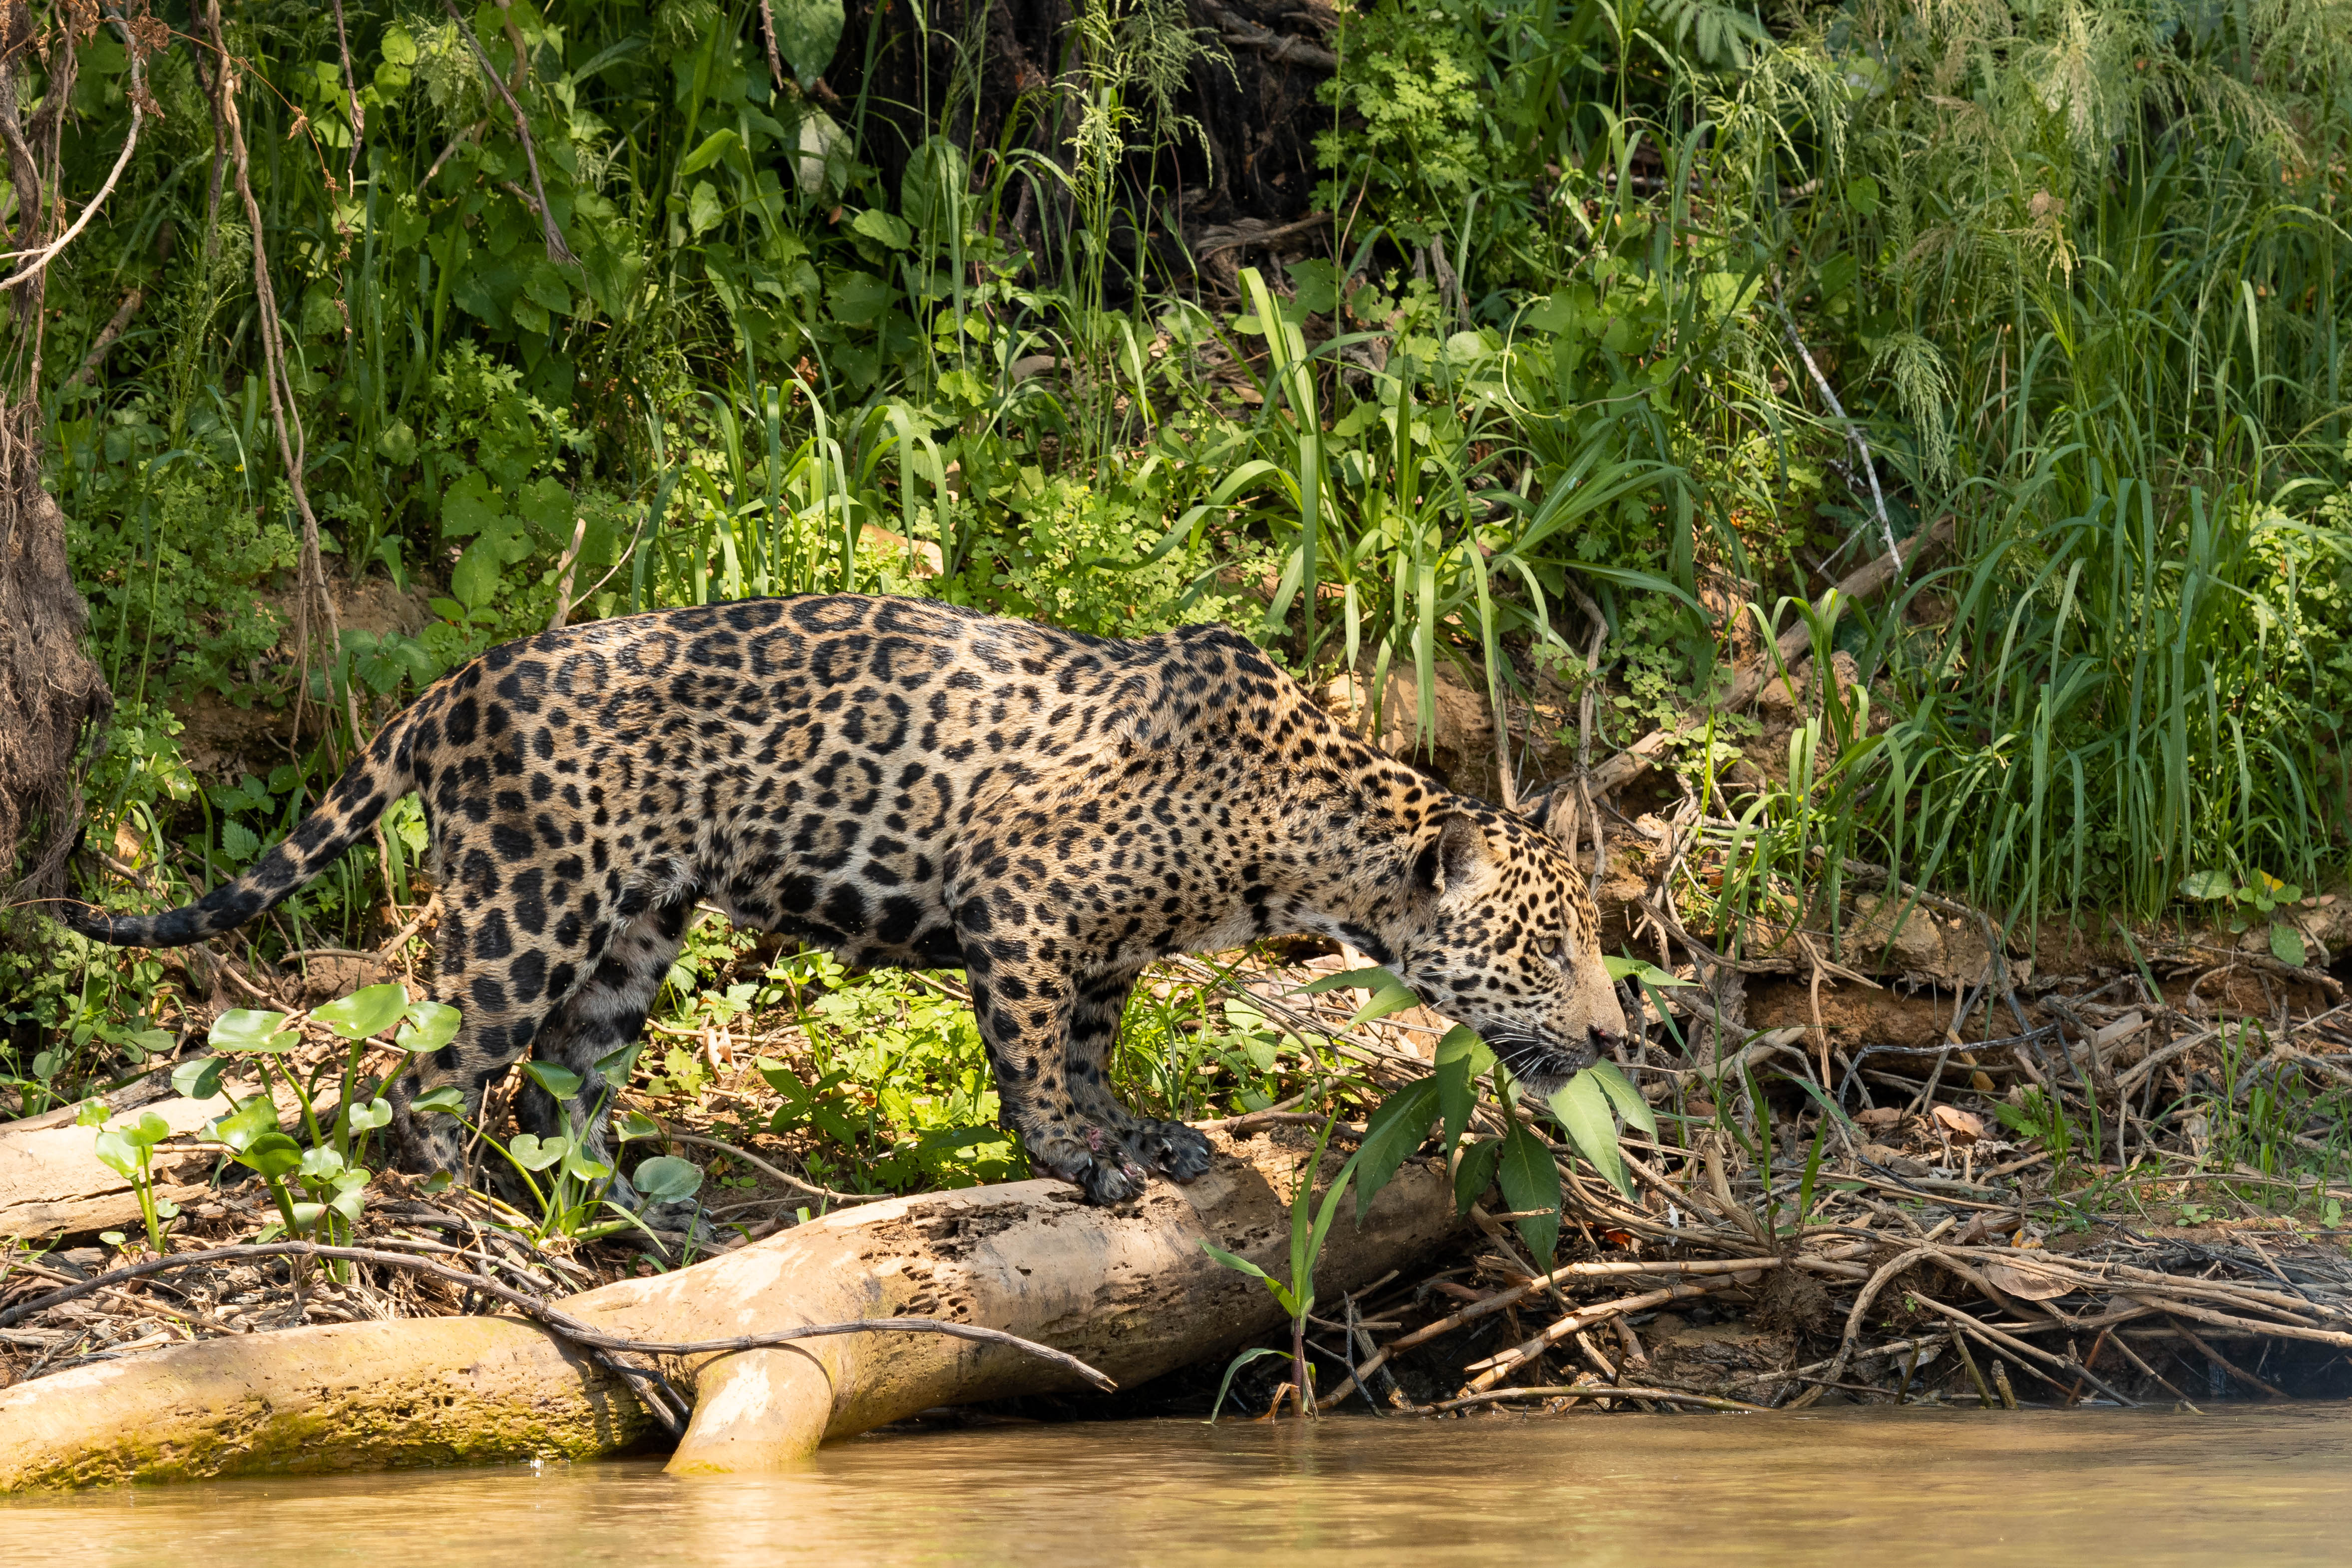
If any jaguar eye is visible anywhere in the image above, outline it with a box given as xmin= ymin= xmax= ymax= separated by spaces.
xmin=1549 ymin=939 xmax=1574 ymax=970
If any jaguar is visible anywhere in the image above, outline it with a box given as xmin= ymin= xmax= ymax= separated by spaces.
xmin=62 ymin=595 xmax=1627 ymax=1206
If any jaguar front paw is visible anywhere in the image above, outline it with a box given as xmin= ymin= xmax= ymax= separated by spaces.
xmin=1028 ymin=1122 xmax=1152 ymax=1205
xmin=1125 ymin=1119 xmax=1213 ymax=1182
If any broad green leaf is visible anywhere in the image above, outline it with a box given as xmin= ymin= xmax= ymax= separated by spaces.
xmin=632 ymin=1155 xmax=704 ymax=1202
xmin=1602 ymin=955 xmax=1695 ymax=988
xmin=1353 ymin=1077 xmax=1439 ymax=1220
xmin=593 ymin=1041 xmax=642 ymax=1081
xmin=615 ymin=1110 xmax=663 ymax=1143
xmin=410 ymin=1086 xmax=468 ymax=1116
xmin=508 ymin=1134 xmax=568 ymax=1172
xmin=1435 ymin=1025 xmax=1495 ymax=1151
xmin=1585 ymin=1061 xmax=1658 ymax=1139
xmin=209 ymin=1008 xmax=297 ymax=1054
xmin=771 ymin=0 xmax=845 ymax=83
xmin=1497 ymin=1120 xmax=1563 ymax=1267
xmin=1453 ymin=1136 xmax=1502 ymax=1214
xmin=343 ymin=1097 xmax=393 ymax=1136
xmin=1347 ymin=985 xmax=1423 ymax=1027
xmin=170 ymin=1055 xmax=226 ymax=1101
xmin=328 ymin=1183 xmax=368 ymax=1225
xmin=1549 ymin=1070 xmax=1632 ymax=1198
xmin=523 ymin=1062 xmax=584 ymax=1101
xmin=850 ymin=207 xmax=912 ymax=251
xmin=2271 ymin=922 xmax=2309 ymax=968
xmin=395 ymin=1000 xmax=462 ymax=1055
xmin=2179 ymin=870 xmax=2233 ymax=901
xmin=687 ymin=180 xmax=726 ymax=237
xmin=312 ymin=983 xmax=410 ymax=1041
xmin=299 ymin=1146 xmax=348 ymax=1180
xmin=675 ymin=128 xmax=740 ymax=179
xmin=124 ymin=1111 xmax=172 ymax=1148
xmin=1300 ymin=966 xmax=1399 ymax=995
xmin=287 ymin=1201 xmax=327 ymax=1233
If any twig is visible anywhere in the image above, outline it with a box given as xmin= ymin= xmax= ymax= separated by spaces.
xmin=655 ymin=1131 xmax=888 ymax=1206
xmin=2160 ymin=1312 xmax=2289 ymax=1400
xmin=1426 ymin=1381 xmax=1769 ymax=1415
xmin=441 ymin=0 xmax=578 ymax=267
xmin=64 ymin=287 xmax=143 ymax=387
xmin=1 ymin=11 xmax=145 ymax=291
xmin=1769 ymin=287 xmax=1896 ymax=568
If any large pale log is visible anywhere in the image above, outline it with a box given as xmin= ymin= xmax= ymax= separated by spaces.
xmin=0 ymin=1127 xmax=1460 ymax=1489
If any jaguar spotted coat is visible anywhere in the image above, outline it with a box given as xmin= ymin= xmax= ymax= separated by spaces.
xmin=65 ymin=595 xmax=1628 ymax=1205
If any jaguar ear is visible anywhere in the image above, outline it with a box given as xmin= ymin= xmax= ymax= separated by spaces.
xmin=1412 ymin=812 xmax=1495 ymax=900
xmin=1518 ymin=782 xmax=1580 ymax=848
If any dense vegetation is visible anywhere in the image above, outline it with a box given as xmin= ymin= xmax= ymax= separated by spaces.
xmin=3 ymin=0 xmax=2348 ymax=1163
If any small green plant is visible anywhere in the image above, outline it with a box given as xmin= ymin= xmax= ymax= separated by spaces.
xmin=2179 ymin=871 xmax=2312 ymax=966
xmin=1202 ymin=1114 xmax=1358 ymax=1420
xmin=413 ymin=1047 xmax=705 ymax=1249
xmin=83 ymin=1102 xmax=178 ymax=1254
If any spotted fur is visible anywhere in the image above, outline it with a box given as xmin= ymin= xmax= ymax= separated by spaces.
xmin=64 ymin=595 xmax=1627 ymax=1204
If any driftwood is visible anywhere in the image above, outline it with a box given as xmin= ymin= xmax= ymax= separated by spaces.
xmin=0 ymin=1127 xmax=1459 ymax=1488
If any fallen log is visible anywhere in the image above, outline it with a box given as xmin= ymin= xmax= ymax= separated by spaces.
xmin=0 ymin=1125 xmax=1460 ymax=1488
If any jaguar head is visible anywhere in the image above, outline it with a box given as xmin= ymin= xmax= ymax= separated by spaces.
xmin=1388 ymin=797 xmax=1627 ymax=1091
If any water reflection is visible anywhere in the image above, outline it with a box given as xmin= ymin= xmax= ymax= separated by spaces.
xmin=5 ymin=1405 xmax=2347 ymax=1567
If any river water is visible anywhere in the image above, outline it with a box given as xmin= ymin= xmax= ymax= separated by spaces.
xmin=6 ymin=1405 xmax=2348 ymax=1566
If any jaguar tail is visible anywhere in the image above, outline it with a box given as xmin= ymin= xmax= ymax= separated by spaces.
xmin=60 ymin=708 xmax=421 ymax=949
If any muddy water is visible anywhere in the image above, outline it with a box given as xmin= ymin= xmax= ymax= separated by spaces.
xmin=7 ymin=1406 xmax=2349 ymax=1566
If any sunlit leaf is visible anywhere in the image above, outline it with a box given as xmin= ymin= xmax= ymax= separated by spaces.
xmin=632 ymin=1155 xmax=703 ymax=1203
xmin=171 ymin=1055 xmax=226 ymax=1101
xmin=209 ymin=1008 xmax=297 ymax=1054
xmin=508 ymin=1133 xmax=568 ymax=1172
xmin=1497 ymin=1120 xmax=1563 ymax=1266
xmin=394 ymin=1001 xmax=462 ymax=1055
xmin=410 ymin=1086 xmax=467 ymax=1116
xmin=1584 ymin=1061 xmax=1658 ymax=1139
xmin=1549 ymin=1070 xmax=1632 ymax=1198
xmin=523 ymin=1062 xmax=583 ymax=1101
xmin=1353 ymin=1077 xmax=1439 ymax=1220
xmin=312 ymin=983 xmax=410 ymax=1041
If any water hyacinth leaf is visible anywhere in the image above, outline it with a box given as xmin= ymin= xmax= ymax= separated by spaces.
xmin=616 ymin=1109 xmax=663 ymax=1142
xmin=631 ymin=1155 xmax=704 ymax=1203
xmin=73 ymin=1099 xmax=108 ymax=1127
xmin=508 ymin=1133 xmax=569 ymax=1172
xmin=395 ymin=1001 xmax=462 ymax=1055
xmin=126 ymin=1111 xmax=172 ymax=1148
xmin=1353 ymin=1076 xmax=1439 ymax=1220
xmin=564 ymin=1147 xmax=615 ymax=1183
xmin=1435 ymin=1024 xmax=1495 ymax=1151
xmin=209 ymin=1008 xmax=297 ymax=1054
xmin=300 ymin=1146 xmax=347 ymax=1180
xmin=1585 ymin=1061 xmax=1657 ymax=1139
xmin=329 ymin=1184 xmax=369 ymax=1225
xmin=1497 ymin=1119 xmax=1563 ymax=1267
xmin=593 ymin=1041 xmax=642 ymax=1081
xmin=1550 ymin=1070 xmax=1632 ymax=1198
xmin=344 ymin=1098 xmax=393 ymax=1135
xmin=523 ymin=1062 xmax=584 ymax=1101
xmin=312 ymin=983 xmax=409 ymax=1041
xmin=410 ymin=1086 xmax=467 ymax=1116
xmin=210 ymin=1093 xmax=279 ymax=1152
xmin=91 ymin=1129 xmax=137 ymax=1179
xmin=238 ymin=1132 xmax=305 ymax=1178
xmin=170 ymin=1054 xmax=226 ymax=1101
xmin=288 ymin=1201 xmax=327 ymax=1233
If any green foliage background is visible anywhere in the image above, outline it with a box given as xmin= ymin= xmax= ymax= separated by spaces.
xmin=4 ymin=0 xmax=2350 ymax=1116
